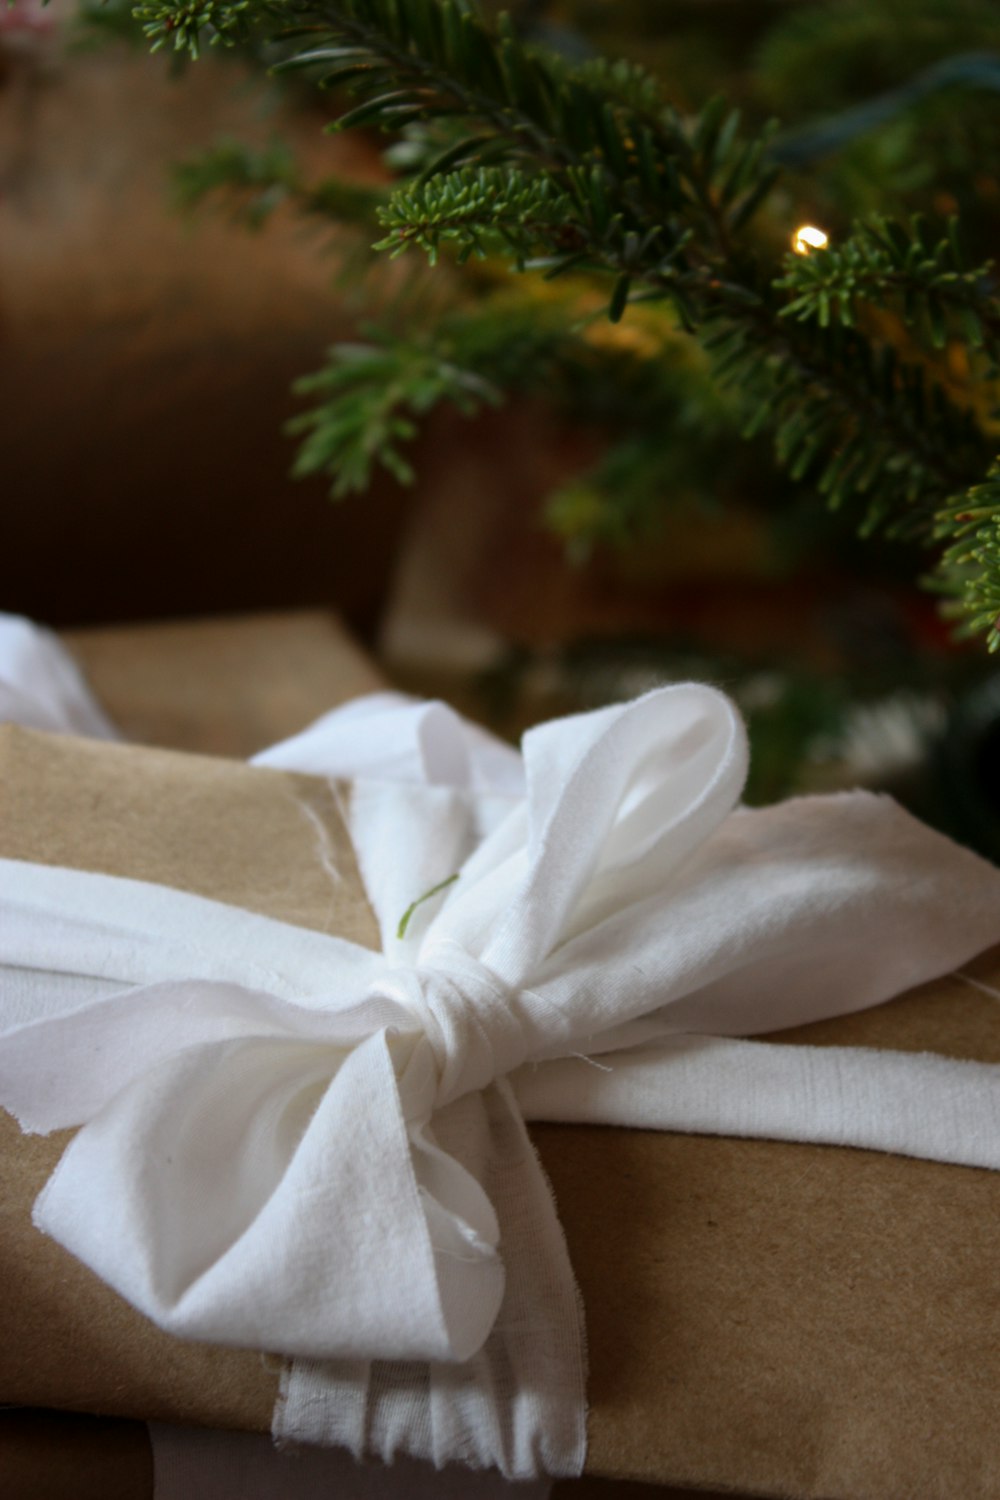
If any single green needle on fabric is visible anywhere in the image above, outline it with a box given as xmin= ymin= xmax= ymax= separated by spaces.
xmin=397 ymin=873 xmax=460 ymax=940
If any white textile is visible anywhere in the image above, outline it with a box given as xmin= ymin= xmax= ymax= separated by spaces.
xmin=0 ymin=613 xmax=117 ymax=740
xmin=3 ymin=613 xmax=1000 ymax=1483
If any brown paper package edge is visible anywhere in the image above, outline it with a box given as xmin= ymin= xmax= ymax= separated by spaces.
xmin=3 ymin=624 xmax=1000 ymax=1499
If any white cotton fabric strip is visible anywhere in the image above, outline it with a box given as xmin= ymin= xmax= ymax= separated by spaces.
xmin=4 ymin=615 xmax=1000 ymax=1483
xmin=512 ymin=1034 xmax=1000 ymax=1168
xmin=256 ymin=693 xmax=525 ymax=797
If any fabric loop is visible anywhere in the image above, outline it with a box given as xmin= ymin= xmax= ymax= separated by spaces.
xmin=372 ymin=949 xmax=530 ymax=1107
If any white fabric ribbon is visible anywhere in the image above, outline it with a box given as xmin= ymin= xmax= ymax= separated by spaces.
xmin=0 ymin=613 xmax=117 ymax=739
xmin=3 ymin=615 xmax=1000 ymax=1480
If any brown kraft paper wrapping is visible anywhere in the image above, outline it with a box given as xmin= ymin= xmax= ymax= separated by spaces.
xmin=2 ymin=724 xmax=1000 ymax=1500
xmin=64 ymin=610 xmax=385 ymax=760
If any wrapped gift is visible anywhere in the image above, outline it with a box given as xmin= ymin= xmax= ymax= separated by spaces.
xmin=3 ymin=616 xmax=1000 ymax=1500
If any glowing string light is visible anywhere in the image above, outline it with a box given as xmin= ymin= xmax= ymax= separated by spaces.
xmin=792 ymin=224 xmax=829 ymax=256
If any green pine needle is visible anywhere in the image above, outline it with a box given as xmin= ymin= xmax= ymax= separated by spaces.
xmin=397 ymin=873 xmax=460 ymax=940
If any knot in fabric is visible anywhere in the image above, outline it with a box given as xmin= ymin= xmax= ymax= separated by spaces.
xmin=372 ymin=946 xmax=530 ymax=1108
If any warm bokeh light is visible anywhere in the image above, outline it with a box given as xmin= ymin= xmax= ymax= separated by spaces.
xmin=792 ymin=224 xmax=830 ymax=255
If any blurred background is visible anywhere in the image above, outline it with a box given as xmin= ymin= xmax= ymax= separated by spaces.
xmin=3 ymin=0 xmax=1000 ymax=855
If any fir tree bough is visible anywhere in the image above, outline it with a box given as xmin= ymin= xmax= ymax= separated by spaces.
xmin=139 ymin=0 xmax=1000 ymax=650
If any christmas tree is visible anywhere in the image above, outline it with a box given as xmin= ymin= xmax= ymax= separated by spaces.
xmin=126 ymin=0 xmax=1000 ymax=654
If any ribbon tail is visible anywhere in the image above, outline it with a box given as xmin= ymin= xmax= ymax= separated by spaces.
xmin=512 ymin=1035 xmax=1000 ymax=1171
xmin=277 ymin=1078 xmax=587 ymax=1481
xmin=31 ymin=1026 xmax=505 ymax=1363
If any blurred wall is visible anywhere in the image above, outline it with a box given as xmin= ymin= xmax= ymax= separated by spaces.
xmin=0 ymin=17 xmax=410 ymax=634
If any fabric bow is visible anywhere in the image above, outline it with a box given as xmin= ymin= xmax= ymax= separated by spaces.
xmin=2 ymin=664 xmax=1000 ymax=1383
xmin=0 ymin=684 xmax=743 ymax=1363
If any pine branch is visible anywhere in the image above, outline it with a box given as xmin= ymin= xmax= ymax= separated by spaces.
xmin=134 ymin=0 xmax=259 ymax=57
xmin=288 ymin=304 xmax=575 ymax=496
xmin=935 ymin=474 xmax=1000 ymax=651
xmin=140 ymin=0 xmax=780 ymax=280
xmin=701 ymin=290 xmax=987 ymax=526
xmin=374 ymin=166 xmax=577 ymax=266
xmin=283 ymin=1 xmax=996 ymax=608
xmin=288 ymin=338 xmax=496 ymax=495
xmin=776 ymin=215 xmax=1000 ymax=356
xmin=268 ymin=0 xmax=778 ymax=258
xmin=138 ymin=0 xmax=1000 ymax=646
xmin=288 ymin=297 xmax=726 ymax=505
